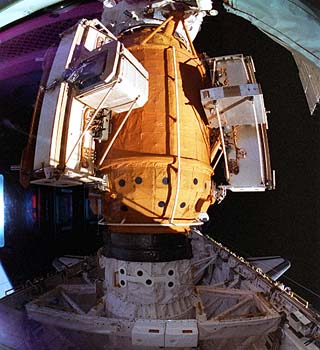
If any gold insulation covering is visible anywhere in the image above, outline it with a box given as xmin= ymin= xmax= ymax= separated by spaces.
xmin=97 ymin=24 xmax=215 ymax=233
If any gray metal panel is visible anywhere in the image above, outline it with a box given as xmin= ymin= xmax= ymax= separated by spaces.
xmin=201 ymin=84 xmax=266 ymax=128
xmin=218 ymin=58 xmax=248 ymax=85
xmin=227 ymin=125 xmax=265 ymax=190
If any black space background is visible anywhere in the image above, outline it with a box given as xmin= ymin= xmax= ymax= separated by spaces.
xmin=0 ymin=7 xmax=319 ymax=310
xmin=195 ymin=12 xmax=320 ymax=310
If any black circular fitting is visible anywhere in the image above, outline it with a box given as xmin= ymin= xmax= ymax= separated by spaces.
xmin=193 ymin=178 xmax=198 ymax=185
xmin=135 ymin=177 xmax=142 ymax=184
xmin=158 ymin=201 xmax=165 ymax=207
xmin=162 ymin=177 xmax=169 ymax=185
xmin=137 ymin=270 xmax=143 ymax=276
xmin=119 ymin=179 xmax=126 ymax=187
xmin=168 ymin=281 xmax=174 ymax=288
xmin=146 ymin=279 xmax=152 ymax=286
xmin=180 ymin=202 xmax=186 ymax=208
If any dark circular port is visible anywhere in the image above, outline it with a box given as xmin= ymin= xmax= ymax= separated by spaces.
xmin=146 ymin=279 xmax=152 ymax=286
xmin=180 ymin=202 xmax=186 ymax=208
xmin=121 ymin=205 xmax=128 ymax=212
xmin=135 ymin=177 xmax=142 ymax=184
xmin=120 ymin=280 xmax=126 ymax=286
xmin=158 ymin=201 xmax=165 ymax=207
xmin=162 ymin=177 xmax=169 ymax=185
xmin=137 ymin=270 xmax=143 ymax=277
xmin=168 ymin=281 xmax=174 ymax=288
xmin=168 ymin=269 xmax=174 ymax=276
xmin=119 ymin=179 xmax=126 ymax=187
xmin=119 ymin=268 xmax=125 ymax=274
xmin=193 ymin=178 xmax=198 ymax=185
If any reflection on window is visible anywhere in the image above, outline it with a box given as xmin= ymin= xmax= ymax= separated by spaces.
xmin=86 ymin=192 xmax=102 ymax=224
xmin=0 ymin=175 xmax=4 ymax=248
xmin=55 ymin=190 xmax=73 ymax=231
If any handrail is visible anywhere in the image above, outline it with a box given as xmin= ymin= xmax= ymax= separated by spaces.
xmin=181 ymin=19 xmax=197 ymax=57
xmin=212 ymin=59 xmax=216 ymax=86
xmin=252 ymin=101 xmax=265 ymax=184
xmin=170 ymin=45 xmax=181 ymax=224
xmin=216 ymin=108 xmax=230 ymax=182
xmin=98 ymin=218 xmax=203 ymax=227
xmin=212 ymin=148 xmax=223 ymax=171
xmin=240 ymin=55 xmax=250 ymax=83
xmin=181 ymin=19 xmax=206 ymax=76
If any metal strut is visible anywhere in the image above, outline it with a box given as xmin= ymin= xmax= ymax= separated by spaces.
xmin=98 ymin=97 xmax=138 ymax=167
xmin=216 ymin=108 xmax=230 ymax=182
xmin=65 ymin=80 xmax=118 ymax=166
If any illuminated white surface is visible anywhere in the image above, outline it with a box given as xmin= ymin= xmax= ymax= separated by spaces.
xmin=0 ymin=0 xmax=63 ymax=28
xmin=65 ymin=99 xmax=86 ymax=170
xmin=0 ymin=175 xmax=4 ymax=248
xmin=0 ymin=261 xmax=13 ymax=299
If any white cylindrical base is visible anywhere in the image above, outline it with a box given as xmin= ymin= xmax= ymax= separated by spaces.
xmin=99 ymin=256 xmax=194 ymax=320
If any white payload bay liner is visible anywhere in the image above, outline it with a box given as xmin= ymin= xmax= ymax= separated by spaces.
xmin=132 ymin=319 xmax=198 ymax=347
xmin=22 ymin=229 xmax=318 ymax=350
xmin=99 ymin=256 xmax=194 ymax=320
